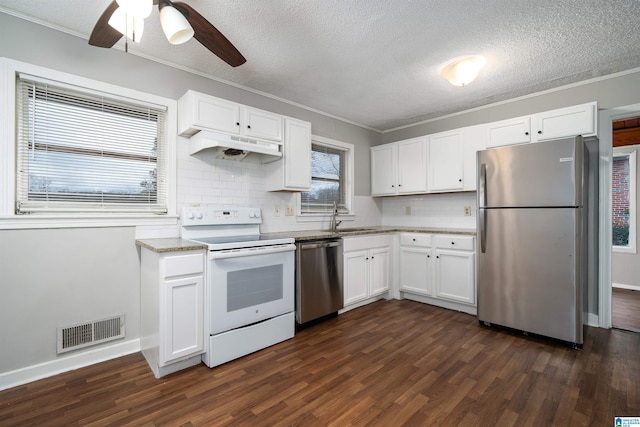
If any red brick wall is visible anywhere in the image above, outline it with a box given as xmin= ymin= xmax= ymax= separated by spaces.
xmin=612 ymin=156 xmax=630 ymax=227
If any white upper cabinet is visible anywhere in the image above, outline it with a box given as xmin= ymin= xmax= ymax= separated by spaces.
xmin=242 ymin=106 xmax=283 ymax=141
xmin=486 ymin=116 xmax=531 ymax=148
xmin=264 ymin=118 xmax=312 ymax=191
xmin=532 ymin=102 xmax=596 ymax=141
xmin=486 ymin=102 xmax=597 ymax=148
xmin=428 ymin=130 xmax=463 ymax=192
xmin=371 ymin=144 xmax=398 ymax=196
xmin=178 ymin=90 xmax=283 ymax=142
xmin=371 ymin=137 xmax=427 ymax=196
xmin=397 ymin=137 xmax=428 ymax=194
xmin=461 ymin=125 xmax=486 ymax=191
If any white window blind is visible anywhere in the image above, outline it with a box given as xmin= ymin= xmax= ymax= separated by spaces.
xmin=300 ymin=143 xmax=347 ymax=214
xmin=15 ymin=74 xmax=168 ymax=214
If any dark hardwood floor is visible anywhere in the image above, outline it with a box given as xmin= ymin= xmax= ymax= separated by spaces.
xmin=1 ymin=299 xmax=639 ymax=426
xmin=612 ymin=287 xmax=640 ymax=333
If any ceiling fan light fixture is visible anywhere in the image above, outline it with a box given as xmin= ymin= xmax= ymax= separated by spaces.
xmin=440 ymin=55 xmax=486 ymax=86
xmin=116 ymin=0 xmax=152 ymax=19
xmin=108 ymin=7 xmax=144 ymax=42
xmin=160 ymin=4 xmax=194 ymax=45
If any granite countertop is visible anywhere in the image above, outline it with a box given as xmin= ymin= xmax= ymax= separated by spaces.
xmin=136 ymin=238 xmax=207 ymax=253
xmin=136 ymin=227 xmax=476 ymax=252
xmin=262 ymin=226 xmax=476 ymax=242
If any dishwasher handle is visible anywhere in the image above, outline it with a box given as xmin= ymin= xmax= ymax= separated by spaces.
xmin=299 ymin=240 xmax=342 ymax=250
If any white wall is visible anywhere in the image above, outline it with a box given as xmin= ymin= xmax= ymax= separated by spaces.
xmin=380 ymin=192 xmax=476 ymax=230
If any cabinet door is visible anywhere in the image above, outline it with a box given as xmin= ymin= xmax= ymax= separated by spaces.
xmin=434 ymin=249 xmax=475 ymax=305
xmin=369 ymin=247 xmax=390 ymax=296
xmin=161 ymin=275 xmax=204 ymax=365
xmin=428 ymin=131 xmax=463 ymax=191
xmin=399 ymin=247 xmax=432 ymax=296
xmin=533 ymin=102 xmax=596 ymax=142
xmin=397 ymin=137 xmax=427 ymax=194
xmin=283 ymin=118 xmax=311 ymax=190
xmin=191 ymin=93 xmax=240 ymax=135
xmin=461 ymin=125 xmax=486 ymax=191
xmin=344 ymin=250 xmax=369 ymax=305
xmin=486 ymin=116 xmax=531 ymax=148
xmin=242 ymin=106 xmax=283 ymax=141
xmin=371 ymin=144 xmax=397 ymax=196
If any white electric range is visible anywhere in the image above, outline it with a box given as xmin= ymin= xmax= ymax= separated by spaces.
xmin=181 ymin=206 xmax=295 ymax=368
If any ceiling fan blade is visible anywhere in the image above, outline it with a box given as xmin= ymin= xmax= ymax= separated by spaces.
xmin=89 ymin=0 xmax=123 ymax=48
xmin=172 ymin=2 xmax=246 ymax=67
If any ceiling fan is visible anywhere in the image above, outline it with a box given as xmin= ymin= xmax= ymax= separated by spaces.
xmin=89 ymin=0 xmax=246 ymax=67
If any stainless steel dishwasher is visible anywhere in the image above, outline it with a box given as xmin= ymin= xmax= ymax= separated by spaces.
xmin=295 ymin=239 xmax=344 ymax=325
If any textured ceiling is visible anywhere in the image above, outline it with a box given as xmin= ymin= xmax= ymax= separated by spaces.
xmin=1 ymin=0 xmax=640 ymax=132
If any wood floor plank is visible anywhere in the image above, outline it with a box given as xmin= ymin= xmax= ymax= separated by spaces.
xmin=0 ymin=299 xmax=638 ymax=426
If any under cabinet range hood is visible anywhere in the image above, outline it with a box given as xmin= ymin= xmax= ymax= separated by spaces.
xmin=188 ymin=130 xmax=283 ymax=162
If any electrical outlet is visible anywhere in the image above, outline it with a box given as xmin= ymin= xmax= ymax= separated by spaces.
xmin=464 ymin=206 xmax=471 ymax=216
xmin=285 ymin=205 xmax=294 ymax=216
xmin=274 ymin=205 xmax=281 ymax=217
xmin=405 ymin=206 xmax=411 ymax=215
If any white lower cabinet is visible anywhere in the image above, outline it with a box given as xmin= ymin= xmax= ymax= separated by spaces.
xmin=399 ymin=233 xmax=476 ymax=311
xmin=343 ymin=235 xmax=391 ymax=307
xmin=140 ymin=248 xmax=205 ymax=378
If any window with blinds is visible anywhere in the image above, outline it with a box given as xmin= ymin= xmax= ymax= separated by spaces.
xmin=300 ymin=143 xmax=348 ymax=214
xmin=15 ymin=74 xmax=167 ymax=214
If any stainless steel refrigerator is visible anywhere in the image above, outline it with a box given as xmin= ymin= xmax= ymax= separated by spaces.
xmin=476 ymin=136 xmax=598 ymax=347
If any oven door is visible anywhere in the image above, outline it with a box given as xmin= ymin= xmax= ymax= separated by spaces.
xmin=208 ymin=244 xmax=295 ymax=334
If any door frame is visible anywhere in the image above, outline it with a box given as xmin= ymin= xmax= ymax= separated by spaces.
xmin=598 ymin=103 xmax=640 ymax=328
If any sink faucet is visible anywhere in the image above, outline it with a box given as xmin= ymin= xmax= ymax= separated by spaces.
xmin=330 ymin=201 xmax=342 ymax=232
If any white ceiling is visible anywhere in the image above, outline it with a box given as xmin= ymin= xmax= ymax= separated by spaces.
xmin=1 ymin=0 xmax=640 ymax=132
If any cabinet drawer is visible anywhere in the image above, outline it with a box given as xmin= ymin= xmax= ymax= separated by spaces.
xmin=433 ymin=235 xmax=474 ymax=251
xmin=400 ymin=233 xmax=432 ymax=247
xmin=162 ymin=252 xmax=204 ymax=278
xmin=343 ymin=234 xmax=392 ymax=252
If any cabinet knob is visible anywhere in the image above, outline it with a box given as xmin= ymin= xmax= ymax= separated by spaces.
xmin=391 ymin=185 xmax=395 ymax=188
xmin=427 ymin=254 xmax=430 ymax=258
xmin=398 ymin=184 xmax=402 ymax=187
xmin=538 ymin=130 xmax=542 ymax=134
xmin=247 ymin=125 xmax=252 ymax=129
xmin=412 ymin=238 xmax=416 ymax=242
xmin=436 ymin=255 xmax=440 ymax=259
xmin=525 ymin=132 xmax=529 ymax=136
xmin=366 ymin=257 xmax=369 ymax=260
xmin=236 ymin=122 xmax=240 ymax=126
xmin=371 ymin=256 xmax=375 ymax=259
xmin=451 ymin=241 xmax=455 ymax=245
xmin=458 ymin=179 xmax=462 ymax=182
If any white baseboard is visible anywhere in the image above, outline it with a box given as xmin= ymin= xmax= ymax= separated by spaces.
xmin=0 ymin=338 xmax=141 ymax=391
xmin=612 ymin=282 xmax=640 ymax=291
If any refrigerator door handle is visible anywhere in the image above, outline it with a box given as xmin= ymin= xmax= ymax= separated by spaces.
xmin=479 ymin=163 xmax=487 ymax=209
xmin=479 ymin=163 xmax=487 ymax=253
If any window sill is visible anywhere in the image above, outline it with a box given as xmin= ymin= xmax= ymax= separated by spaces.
xmin=0 ymin=214 xmax=179 ymax=230
xmin=612 ymin=245 xmax=637 ymax=254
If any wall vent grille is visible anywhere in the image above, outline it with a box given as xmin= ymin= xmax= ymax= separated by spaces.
xmin=57 ymin=314 xmax=125 ymax=354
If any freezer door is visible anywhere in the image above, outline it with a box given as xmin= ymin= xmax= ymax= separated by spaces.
xmin=477 ymin=137 xmax=582 ymax=208
xmin=477 ymin=207 xmax=583 ymax=344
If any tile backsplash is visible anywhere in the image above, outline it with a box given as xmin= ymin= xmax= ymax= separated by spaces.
xmin=136 ymin=141 xmax=475 ymax=239
xmin=381 ymin=192 xmax=477 ymax=230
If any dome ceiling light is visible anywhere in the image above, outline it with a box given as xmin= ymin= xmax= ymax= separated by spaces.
xmin=440 ymin=55 xmax=486 ymax=87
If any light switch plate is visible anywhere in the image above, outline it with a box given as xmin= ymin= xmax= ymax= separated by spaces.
xmin=285 ymin=205 xmax=294 ymax=216
xmin=464 ymin=206 xmax=471 ymax=216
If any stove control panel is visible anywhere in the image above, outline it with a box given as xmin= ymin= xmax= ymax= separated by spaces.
xmin=181 ymin=206 xmax=262 ymax=226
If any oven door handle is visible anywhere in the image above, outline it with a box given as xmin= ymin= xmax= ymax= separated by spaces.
xmin=209 ymin=243 xmax=296 ymax=260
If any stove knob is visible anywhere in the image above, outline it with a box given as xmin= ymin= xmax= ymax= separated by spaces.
xmin=195 ymin=211 xmax=203 ymax=219
xmin=187 ymin=211 xmax=194 ymax=219
xmin=254 ymin=209 xmax=261 ymax=218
